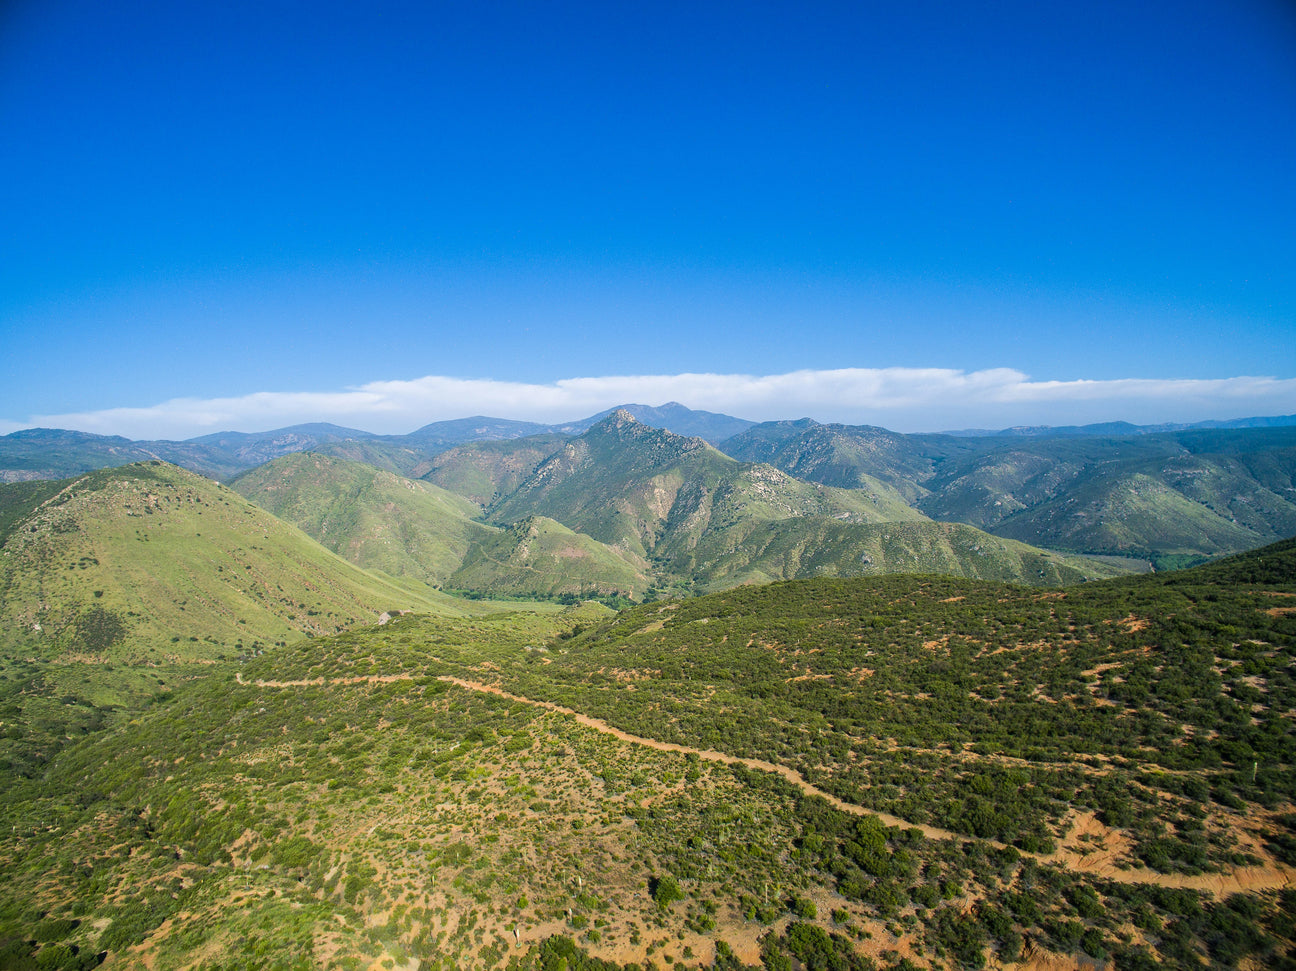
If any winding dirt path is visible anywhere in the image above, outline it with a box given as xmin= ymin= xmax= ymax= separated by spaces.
xmin=437 ymin=677 xmax=954 ymax=837
xmin=436 ymin=677 xmax=1296 ymax=896
xmin=234 ymin=669 xmax=1295 ymax=896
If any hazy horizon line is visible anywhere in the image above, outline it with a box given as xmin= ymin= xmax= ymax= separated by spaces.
xmin=4 ymin=367 xmax=1296 ymax=441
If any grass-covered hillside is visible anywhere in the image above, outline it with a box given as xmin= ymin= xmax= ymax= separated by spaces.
xmin=725 ymin=421 xmax=1296 ymax=567
xmin=233 ymin=453 xmax=649 ymax=600
xmin=449 ymin=515 xmax=650 ymax=600
xmin=0 ymin=462 xmax=465 ymax=662
xmin=663 ymin=518 xmax=1132 ymax=592
xmin=0 ymin=460 xmax=496 ymax=819
xmin=232 ymin=452 xmax=494 ymax=585
xmin=421 ymin=434 xmax=572 ymax=507
xmin=2 ymin=543 xmax=1292 ymax=969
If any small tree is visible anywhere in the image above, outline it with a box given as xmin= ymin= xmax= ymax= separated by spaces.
xmin=651 ymin=875 xmax=684 ymax=909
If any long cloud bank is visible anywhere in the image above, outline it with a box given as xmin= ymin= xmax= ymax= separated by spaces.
xmin=5 ymin=369 xmax=1296 ymax=440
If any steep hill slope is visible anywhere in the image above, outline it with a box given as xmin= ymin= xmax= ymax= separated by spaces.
xmin=0 ymin=478 xmax=67 ymax=542
xmin=0 ymin=461 xmax=466 ymax=663
xmin=420 ymin=433 xmax=570 ymax=506
xmin=987 ymin=464 xmax=1290 ymax=565
xmin=920 ymin=428 xmax=1296 ymax=563
xmin=233 ymin=453 xmax=649 ymax=600
xmin=725 ymin=422 xmax=1296 ymax=565
xmin=668 ymin=518 xmax=1130 ymax=591
xmin=491 ymin=411 xmax=924 ymax=561
xmin=231 ymin=452 xmax=492 ymax=585
xmin=291 ymin=437 xmax=436 ymax=477
xmin=449 ymin=515 xmax=650 ymax=599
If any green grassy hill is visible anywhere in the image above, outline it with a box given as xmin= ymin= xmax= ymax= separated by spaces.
xmin=449 ymin=514 xmax=650 ymax=599
xmin=230 ymin=441 xmax=1117 ymax=604
xmin=309 ymin=437 xmax=442 ymax=477
xmin=666 ymin=518 xmax=1132 ymax=592
xmin=232 ymin=453 xmax=651 ymax=600
xmin=0 ymin=461 xmax=467 ymax=664
xmin=0 ymin=461 xmax=482 ymax=799
xmin=231 ymin=452 xmax=493 ymax=585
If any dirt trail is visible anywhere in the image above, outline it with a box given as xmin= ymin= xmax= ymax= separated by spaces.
xmin=437 ymin=677 xmax=953 ymax=838
xmin=437 ymin=676 xmax=1296 ymax=896
xmin=233 ymin=669 xmax=1295 ymax=896
xmin=234 ymin=671 xmax=414 ymax=688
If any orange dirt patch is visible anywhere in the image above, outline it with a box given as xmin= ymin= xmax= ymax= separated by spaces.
xmin=594 ymin=666 xmax=663 ymax=682
xmin=1049 ymin=811 xmax=1134 ymax=873
xmin=555 ymin=545 xmax=591 ymax=559
xmin=1017 ymin=940 xmax=1093 ymax=971
xmin=1081 ymin=661 xmax=1123 ymax=677
xmin=1118 ymin=614 xmax=1150 ymax=632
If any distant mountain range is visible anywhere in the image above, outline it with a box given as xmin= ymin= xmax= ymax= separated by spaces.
xmin=3 ymin=405 xmax=1292 ymax=483
xmin=3 ymin=404 xmax=1295 ymax=572
xmin=945 ymin=414 xmax=1296 ymax=437
xmin=0 ymin=402 xmax=754 ymax=482
xmin=225 ymin=412 xmax=1121 ymax=600
xmin=725 ymin=419 xmax=1296 ymax=568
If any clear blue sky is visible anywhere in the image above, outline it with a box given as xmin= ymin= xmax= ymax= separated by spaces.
xmin=2 ymin=0 xmax=1295 ymax=435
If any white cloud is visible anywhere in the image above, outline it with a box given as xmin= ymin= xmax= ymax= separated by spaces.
xmin=7 ymin=369 xmax=1296 ymax=440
